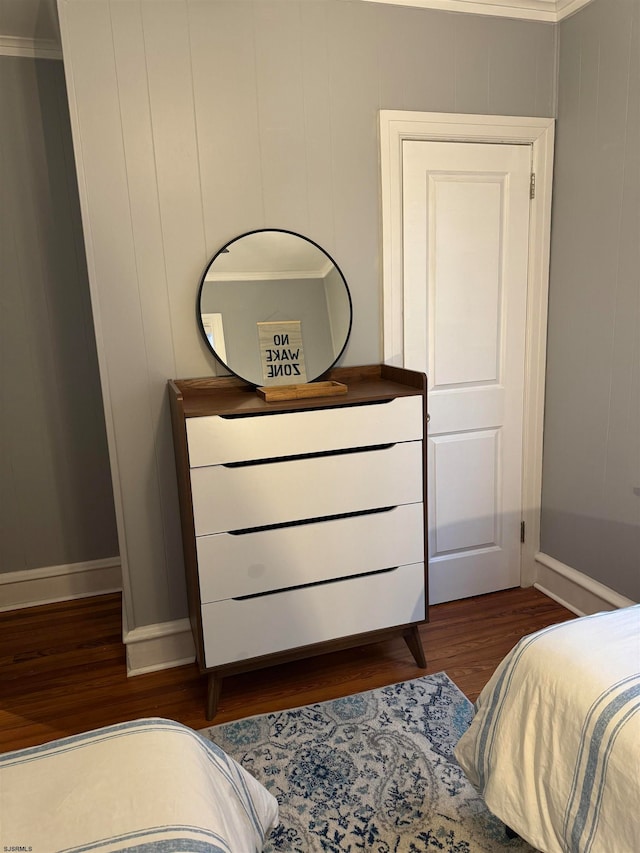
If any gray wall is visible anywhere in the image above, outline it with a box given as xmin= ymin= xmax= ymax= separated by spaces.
xmin=6 ymin=0 xmax=634 ymax=624
xmin=0 ymin=56 xmax=118 ymax=575
xmin=541 ymin=0 xmax=640 ymax=599
xmin=57 ymin=0 xmax=556 ymax=631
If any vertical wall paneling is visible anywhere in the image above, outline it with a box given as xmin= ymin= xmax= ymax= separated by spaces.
xmin=188 ymin=2 xmax=264 ymax=251
xmin=0 ymin=54 xmax=118 ymax=581
xmin=379 ymin=5 xmax=457 ymax=114
xmin=325 ymin=0 xmax=383 ymax=365
xmin=62 ymin=0 xmax=178 ymax=627
xmin=138 ymin=0 xmax=208 ymax=381
xmin=541 ymin=0 xmax=640 ymax=601
xmin=487 ymin=18 xmax=540 ymax=116
xmin=298 ymin=2 xmax=335 ymax=252
xmin=253 ymin=3 xmax=308 ymax=231
xmin=453 ymin=15 xmax=490 ymax=115
xmin=1 ymin=59 xmax=64 ymax=569
xmin=110 ymin=1 xmax=187 ymax=616
xmin=57 ymin=0 xmax=556 ymax=636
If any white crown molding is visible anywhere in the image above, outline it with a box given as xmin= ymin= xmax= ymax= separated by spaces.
xmin=206 ymin=258 xmax=335 ymax=282
xmin=0 ymin=35 xmax=62 ymax=60
xmin=355 ymin=0 xmax=593 ymax=23
xmin=0 ymin=0 xmax=591 ymax=59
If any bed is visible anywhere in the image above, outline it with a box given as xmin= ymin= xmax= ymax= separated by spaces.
xmin=0 ymin=717 xmax=278 ymax=853
xmin=454 ymin=604 xmax=640 ymax=853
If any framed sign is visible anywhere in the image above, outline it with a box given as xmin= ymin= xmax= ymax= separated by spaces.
xmin=257 ymin=321 xmax=307 ymax=384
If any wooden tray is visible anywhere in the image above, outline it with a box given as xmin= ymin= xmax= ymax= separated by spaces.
xmin=256 ymin=381 xmax=348 ymax=402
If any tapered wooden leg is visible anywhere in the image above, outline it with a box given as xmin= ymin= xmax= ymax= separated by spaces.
xmin=206 ymin=673 xmax=222 ymax=721
xmin=404 ymin=625 xmax=427 ymax=668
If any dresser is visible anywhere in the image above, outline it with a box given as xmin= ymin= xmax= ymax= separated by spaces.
xmin=168 ymin=364 xmax=428 ymax=718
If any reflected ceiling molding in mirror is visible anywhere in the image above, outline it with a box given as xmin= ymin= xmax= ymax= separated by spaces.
xmin=197 ymin=229 xmax=353 ymax=393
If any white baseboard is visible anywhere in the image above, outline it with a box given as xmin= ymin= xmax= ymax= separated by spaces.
xmin=534 ymin=552 xmax=636 ymax=616
xmin=124 ymin=618 xmax=195 ymax=676
xmin=0 ymin=557 xmax=122 ymax=612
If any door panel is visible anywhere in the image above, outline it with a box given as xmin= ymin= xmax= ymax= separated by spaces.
xmin=403 ymin=140 xmax=531 ymax=602
xmin=432 ymin=180 xmax=502 ymax=386
xmin=431 ymin=430 xmax=499 ymax=554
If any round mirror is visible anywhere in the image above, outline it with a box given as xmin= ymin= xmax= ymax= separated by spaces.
xmin=197 ymin=229 xmax=352 ymax=387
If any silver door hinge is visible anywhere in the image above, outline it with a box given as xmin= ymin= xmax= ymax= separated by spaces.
xmin=521 ymin=521 xmax=526 ymax=543
xmin=530 ymin=172 xmax=536 ymax=200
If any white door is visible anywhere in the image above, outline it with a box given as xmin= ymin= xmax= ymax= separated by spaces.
xmin=402 ymin=140 xmax=531 ymax=604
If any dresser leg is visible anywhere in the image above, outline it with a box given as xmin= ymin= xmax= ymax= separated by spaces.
xmin=404 ymin=625 xmax=427 ymax=668
xmin=206 ymin=673 xmax=222 ymax=721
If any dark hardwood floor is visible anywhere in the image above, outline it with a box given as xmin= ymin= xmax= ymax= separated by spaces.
xmin=0 ymin=586 xmax=573 ymax=753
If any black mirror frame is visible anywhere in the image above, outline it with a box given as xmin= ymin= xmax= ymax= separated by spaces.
xmin=196 ymin=228 xmax=353 ymax=387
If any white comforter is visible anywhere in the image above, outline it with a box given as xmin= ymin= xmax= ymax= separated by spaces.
xmin=455 ymin=605 xmax=640 ymax=853
xmin=0 ymin=718 xmax=278 ymax=853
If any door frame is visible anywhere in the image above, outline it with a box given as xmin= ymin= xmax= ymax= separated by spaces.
xmin=379 ymin=110 xmax=555 ymax=587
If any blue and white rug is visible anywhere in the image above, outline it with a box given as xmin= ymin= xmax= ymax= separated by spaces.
xmin=201 ymin=671 xmax=535 ymax=852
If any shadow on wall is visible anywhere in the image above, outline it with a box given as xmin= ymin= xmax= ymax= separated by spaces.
xmin=31 ymin=57 xmax=119 ymax=563
xmin=540 ymin=509 xmax=640 ymax=602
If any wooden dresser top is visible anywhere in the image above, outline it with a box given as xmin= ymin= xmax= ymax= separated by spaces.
xmin=169 ymin=364 xmax=426 ymax=418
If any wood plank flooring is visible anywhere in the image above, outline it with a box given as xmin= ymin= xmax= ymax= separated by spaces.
xmin=0 ymin=586 xmax=573 ymax=753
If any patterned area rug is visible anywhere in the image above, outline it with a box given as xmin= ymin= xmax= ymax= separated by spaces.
xmin=201 ymin=671 xmax=535 ymax=852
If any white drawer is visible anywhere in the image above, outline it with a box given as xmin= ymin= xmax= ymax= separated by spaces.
xmin=191 ymin=441 xmax=423 ymax=536
xmin=186 ymin=395 xmax=423 ymax=467
xmin=196 ymin=502 xmax=424 ymax=603
xmin=201 ymin=562 xmax=425 ymax=667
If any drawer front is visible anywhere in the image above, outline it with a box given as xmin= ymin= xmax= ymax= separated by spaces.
xmin=196 ymin=502 xmax=424 ymax=603
xmin=201 ymin=562 xmax=425 ymax=668
xmin=186 ymin=395 xmax=423 ymax=467
xmin=191 ymin=441 xmax=423 ymax=536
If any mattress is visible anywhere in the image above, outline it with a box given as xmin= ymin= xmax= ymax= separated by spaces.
xmin=0 ymin=717 xmax=278 ymax=852
xmin=454 ymin=605 xmax=640 ymax=853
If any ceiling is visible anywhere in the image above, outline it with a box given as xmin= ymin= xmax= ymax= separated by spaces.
xmin=0 ymin=0 xmax=593 ymax=61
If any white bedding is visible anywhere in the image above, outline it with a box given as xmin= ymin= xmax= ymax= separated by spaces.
xmin=455 ymin=605 xmax=640 ymax=853
xmin=0 ymin=718 xmax=278 ymax=853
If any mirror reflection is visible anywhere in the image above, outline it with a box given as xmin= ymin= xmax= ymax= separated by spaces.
xmin=198 ymin=229 xmax=352 ymax=387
